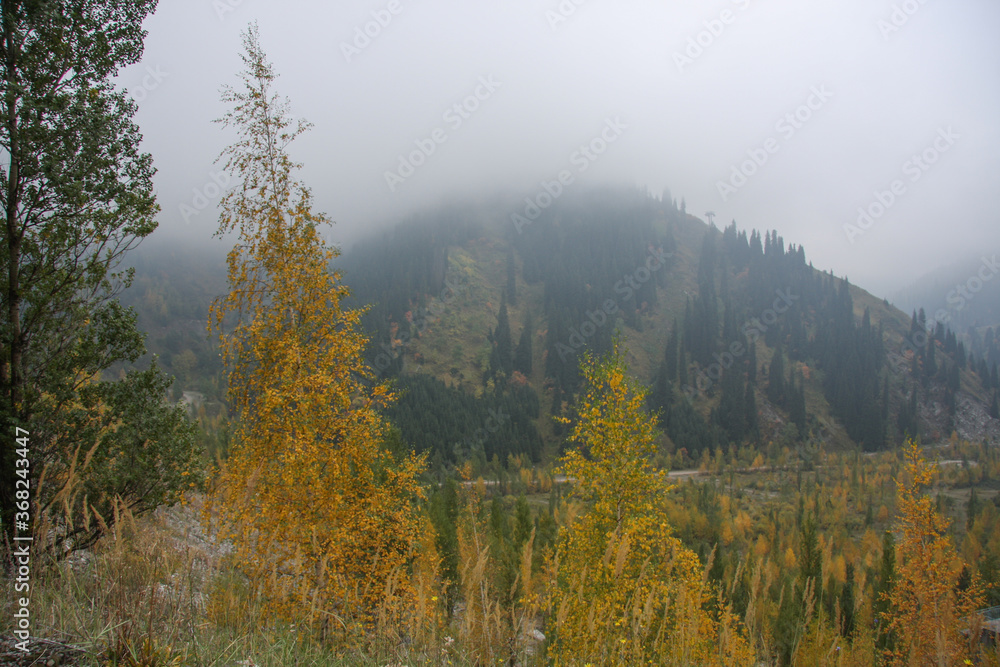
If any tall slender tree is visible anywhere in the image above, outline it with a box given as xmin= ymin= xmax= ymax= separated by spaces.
xmin=505 ymin=245 xmax=516 ymax=305
xmin=513 ymin=310 xmax=533 ymax=376
xmin=488 ymin=291 xmax=513 ymax=382
xmin=767 ymin=344 xmax=786 ymax=406
xmin=205 ymin=25 xmax=425 ymax=632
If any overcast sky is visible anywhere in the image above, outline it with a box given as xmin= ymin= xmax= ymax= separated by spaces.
xmin=117 ymin=0 xmax=1000 ymax=298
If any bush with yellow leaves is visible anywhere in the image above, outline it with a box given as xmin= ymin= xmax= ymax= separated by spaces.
xmin=547 ymin=340 xmax=753 ymax=666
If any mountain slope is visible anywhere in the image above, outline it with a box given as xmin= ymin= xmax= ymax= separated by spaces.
xmin=337 ymin=187 xmax=1000 ymax=470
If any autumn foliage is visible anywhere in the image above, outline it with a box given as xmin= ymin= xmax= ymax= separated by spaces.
xmin=204 ymin=26 xmax=427 ymax=639
xmin=880 ymin=440 xmax=985 ymax=666
xmin=548 ymin=341 xmax=753 ymax=666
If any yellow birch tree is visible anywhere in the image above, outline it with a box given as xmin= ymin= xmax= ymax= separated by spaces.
xmin=548 ymin=340 xmax=752 ymax=666
xmin=881 ymin=439 xmax=984 ymax=666
xmin=204 ymin=25 xmax=426 ymax=640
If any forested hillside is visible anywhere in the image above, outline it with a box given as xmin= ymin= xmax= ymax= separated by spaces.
xmin=119 ymin=188 xmax=1000 ymax=474
xmin=334 ymin=187 xmax=1000 ymax=474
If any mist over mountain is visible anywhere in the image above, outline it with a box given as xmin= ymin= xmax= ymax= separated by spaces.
xmin=119 ymin=0 xmax=1000 ymax=301
xmin=890 ymin=253 xmax=1000 ymax=335
xmin=10 ymin=2 xmax=1000 ymax=662
xmin=328 ymin=186 xmax=1000 ymax=466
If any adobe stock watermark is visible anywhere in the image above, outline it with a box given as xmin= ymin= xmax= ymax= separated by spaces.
xmin=367 ymin=271 xmax=467 ymax=375
xmin=340 ymin=0 xmax=411 ymax=63
xmin=212 ymin=0 xmax=246 ymax=21
xmin=843 ymin=126 xmax=958 ymax=244
xmin=887 ymin=254 xmax=1000 ymax=371
xmin=126 ymin=65 xmax=168 ymax=104
xmin=673 ymin=0 xmax=753 ymax=73
xmin=11 ymin=426 xmax=32 ymax=653
xmin=454 ymin=408 xmax=510 ymax=458
xmin=944 ymin=254 xmax=1000 ymax=313
xmin=716 ymin=85 xmax=833 ymax=202
xmin=545 ymin=0 xmax=589 ymax=31
xmin=384 ymin=75 xmax=502 ymax=193
xmin=877 ymin=0 xmax=931 ymax=40
xmin=511 ymin=117 xmax=627 ymax=234
xmin=682 ymin=288 xmax=799 ymax=401
xmin=179 ymin=171 xmax=232 ymax=225
xmin=555 ymin=246 xmax=673 ymax=361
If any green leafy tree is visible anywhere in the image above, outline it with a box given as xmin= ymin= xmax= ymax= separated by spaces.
xmin=1 ymin=0 xmax=201 ymax=551
xmin=44 ymin=365 xmax=202 ymax=555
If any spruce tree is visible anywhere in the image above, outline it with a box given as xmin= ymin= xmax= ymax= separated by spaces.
xmin=767 ymin=344 xmax=786 ymax=406
xmin=875 ymin=530 xmax=896 ymax=652
xmin=743 ymin=380 xmax=758 ymax=440
xmin=489 ymin=291 xmax=513 ymax=382
xmin=716 ymin=366 xmax=746 ymax=444
xmin=967 ymin=487 xmax=980 ymax=530
xmin=505 ymin=246 xmax=517 ymax=305
xmin=678 ymin=341 xmax=689 ymax=389
xmin=789 ymin=372 xmax=807 ymax=435
xmin=665 ymin=320 xmax=680 ymax=381
xmin=513 ymin=311 xmax=533 ymax=376
xmin=841 ymin=563 xmax=856 ymax=637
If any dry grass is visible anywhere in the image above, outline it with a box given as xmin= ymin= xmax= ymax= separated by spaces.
xmin=0 ymin=495 xmax=506 ymax=667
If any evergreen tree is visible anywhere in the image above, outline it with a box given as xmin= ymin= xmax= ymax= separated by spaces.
xmin=716 ymin=366 xmax=746 ymax=444
xmin=743 ymin=380 xmax=758 ymax=441
xmin=926 ymin=335 xmax=937 ymax=378
xmin=767 ymin=344 xmax=786 ymax=406
xmin=665 ymin=320 xmax=680 ymax=381
xmin=789 ymin=371 xmax=807 ymax=435
xmin=841 ymin=563 xmax=856 ymax=638
xmin=648 ymin=362 xmax=671 ymax=417
xmin=882 ymin=376 xmax=890 ymax=422
xmin=678 ymin=341 xmax=689 ymax=389
xmin=513 ymin=311 xmax=533 ymax=376
xmin=967 ymin=487 xmax=981 ymax=530
xmin=488 ymin=292 xmax=513 ymax=382
xmin=505 ymin=246 xmax=517 ymax=305
xmin=799 ymin=515 xmax=822 ymax=595
xmin=897 ymin=387 xmax=920 ymax=441
xmin=428 ymin=477 xmax=460 ymax=612
xmin=875 ymin=531 xmax=896 ymax=649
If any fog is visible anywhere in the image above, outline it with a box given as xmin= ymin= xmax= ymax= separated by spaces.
xmin=117 ymin=0 xmax=1000 ymax=298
